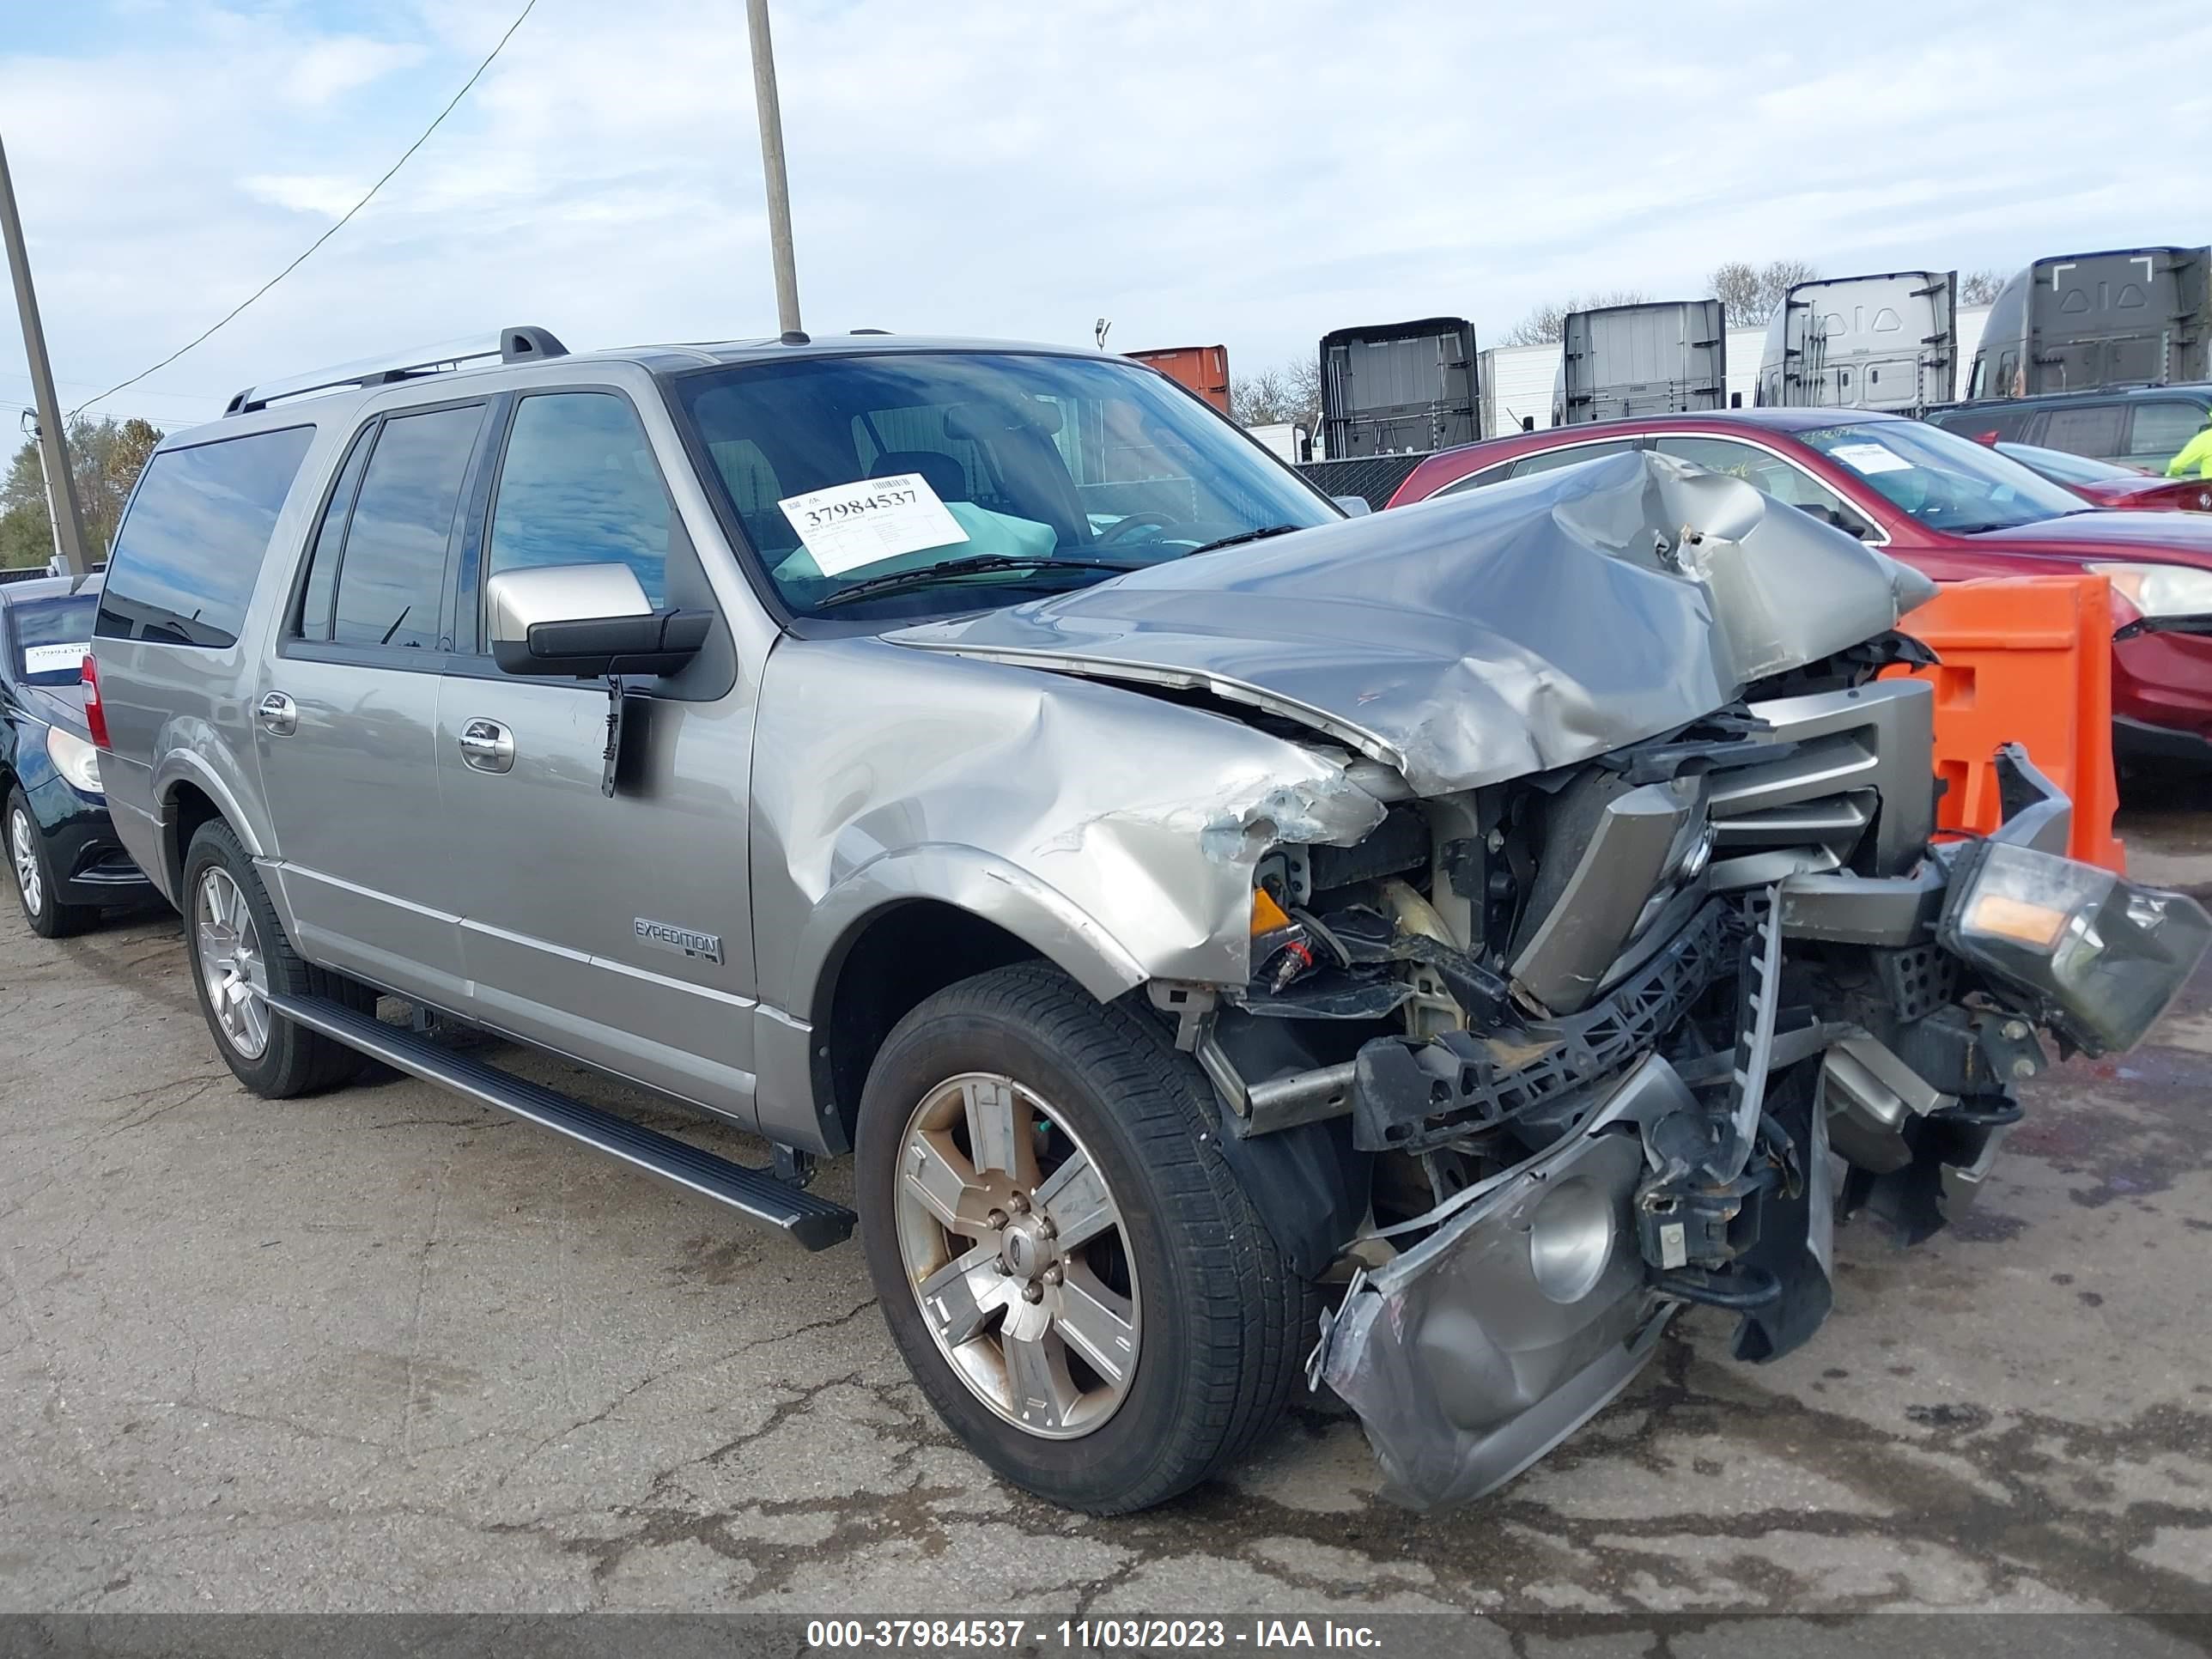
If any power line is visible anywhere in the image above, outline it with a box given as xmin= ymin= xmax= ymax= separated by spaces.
xmin=70 ymin=0 xmax=538 ymax=417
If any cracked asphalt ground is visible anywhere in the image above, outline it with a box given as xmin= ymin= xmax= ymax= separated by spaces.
xmin=3 ymin=793 xmax=2209 ymax=1618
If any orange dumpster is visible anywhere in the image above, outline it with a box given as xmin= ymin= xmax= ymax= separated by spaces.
xmin=1882 ymin=575 xmax=2124 ymax=872
xmin=1127 ymin=346 xmax=1231 ymax=416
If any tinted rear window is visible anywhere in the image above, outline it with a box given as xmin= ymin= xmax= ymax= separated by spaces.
xmin=95 ymin=426 xmax=316 ymax=647
xmin=9 ymin=592 xmax=98 ymax=686
xmin=1929 ymin=406 xmax=2033 ymax=444
xmin=329 ymin=404 xmax=484 ymax=652
xmin=2127 ymin=399 xmax=2209 ymax=463
xmin=2038 ymin=404 xmax=2126 ymax=458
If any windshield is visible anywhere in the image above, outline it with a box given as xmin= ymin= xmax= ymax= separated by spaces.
xmin=1996 ymin=441 xmax=2140 ymax=487
xmin=670 ymin=351 xmax=1337 ymax=617
xmin=8 ymin=592 xmax=96 ymax=688
xmin=1798 ymin=420 xmax=2089 ymax=534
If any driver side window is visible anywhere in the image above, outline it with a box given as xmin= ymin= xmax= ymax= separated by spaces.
xmin=487 ymin=392 xmax=673 ymax=607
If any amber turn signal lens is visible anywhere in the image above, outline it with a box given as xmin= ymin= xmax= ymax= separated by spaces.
xmin=1251 ymin=887 xmax=1291 ymax=934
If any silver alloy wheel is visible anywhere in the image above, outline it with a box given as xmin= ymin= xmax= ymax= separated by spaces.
xmin=9 ymin=807 xmax=40 ymax=916
xmin=194 ymin=867 xmax=271 ymax=1059
xmin=892 ymin=1072 xmax=1141 ymax=1439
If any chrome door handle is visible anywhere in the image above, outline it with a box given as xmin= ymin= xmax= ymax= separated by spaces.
xmin=458 ymin=717 xmax=515 ymax=774
xmin=256 ymin=691 xmax=298 ymax=736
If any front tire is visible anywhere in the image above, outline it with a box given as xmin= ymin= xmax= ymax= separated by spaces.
xmin=182 ymin=820 xmax=369 ymax=1097
xmin=8 ymin=787 xmax=94 ymax=939
xmin=856 ymin=963 xmax=1310 ymax=1514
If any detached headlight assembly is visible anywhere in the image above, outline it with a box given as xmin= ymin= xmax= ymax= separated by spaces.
xmin=2087 ymin=562 xmax=2212 ymax=620
xmin=1940 ymin=840 xmax=2211 ymax=1054
xmin=45 ymin=726 xmax=101 ymax=794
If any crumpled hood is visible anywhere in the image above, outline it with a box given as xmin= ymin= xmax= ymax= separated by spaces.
xmin=890 ymin=450 xmax=1936 ymax=794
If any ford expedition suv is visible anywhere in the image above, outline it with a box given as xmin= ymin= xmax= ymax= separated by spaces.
xmin=88 ymin=327 xmax=2209 ymax=1515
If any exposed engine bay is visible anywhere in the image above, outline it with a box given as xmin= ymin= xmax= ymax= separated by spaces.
xmin=1180 ymin=644 xmax=2207 ymax=1510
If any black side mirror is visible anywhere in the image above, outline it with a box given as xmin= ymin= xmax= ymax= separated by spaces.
xmin=501 ymin=609 xmax=713 ymax=678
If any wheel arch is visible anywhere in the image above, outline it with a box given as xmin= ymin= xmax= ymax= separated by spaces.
xmin=158 ymin=771 xmax=248 ymax=898
xmin=788 ymin=854 xmax=1152 ymax=1152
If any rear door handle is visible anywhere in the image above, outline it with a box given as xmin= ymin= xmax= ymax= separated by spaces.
xmin=256 ymin=691 xmax=297 ymax=736
xmin=458 ymin=717 xmax=515 ymax=774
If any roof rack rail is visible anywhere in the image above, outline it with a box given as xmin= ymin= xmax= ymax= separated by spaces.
xmin=223 ymin=324 xmax=570 ymax=416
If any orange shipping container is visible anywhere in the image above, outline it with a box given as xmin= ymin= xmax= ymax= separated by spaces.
xmin=1128 ymin=345 xmax=1231 ymax=416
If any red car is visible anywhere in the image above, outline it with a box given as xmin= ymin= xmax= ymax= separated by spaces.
xmin=1385 ymin=410 xmax=2212 ymax=765
xmin=1993 ymin=441 xmax=2212 ymax=514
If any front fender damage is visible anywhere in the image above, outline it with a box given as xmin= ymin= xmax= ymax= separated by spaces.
xmin=755 ymin=635 xmax=1389 ymax=1016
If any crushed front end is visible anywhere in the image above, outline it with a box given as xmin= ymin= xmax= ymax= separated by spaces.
xmin=1201 ymin=672 xmax=2208 ymax=1512
xmin=906 ymin=450 xmax=2210 ymax=1512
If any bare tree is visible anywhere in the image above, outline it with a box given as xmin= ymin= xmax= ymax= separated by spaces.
xmin=1285 ymin=356 xmax=1322 ymax=429
xmin=1710 ymin=258 xmax=1820 ymax=327
xmin=1498 ymin=289 xmax=1649 ymax=347
xmin=1232 ymin=358 xmax=1323 ymax=429
xmin=1960 ymin=268 xmax=2006 ymax=307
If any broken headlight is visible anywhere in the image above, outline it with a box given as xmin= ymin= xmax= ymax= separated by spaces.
xmin=1938 ymin=840 xmax=2211 ymax=1054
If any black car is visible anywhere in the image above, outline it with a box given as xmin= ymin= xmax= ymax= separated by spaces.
xmin=1924 ymin=383 xmax=2212 ymax=472
xmin=1 ymin=575 xmax=155 ymax=935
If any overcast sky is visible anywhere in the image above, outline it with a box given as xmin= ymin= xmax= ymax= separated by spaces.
xmin=3 ymin=0 xmax=2205 ymax=432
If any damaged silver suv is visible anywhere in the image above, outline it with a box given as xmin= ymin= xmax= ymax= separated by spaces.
xmin=88 ymin=328 xmax=2209 ymax=1515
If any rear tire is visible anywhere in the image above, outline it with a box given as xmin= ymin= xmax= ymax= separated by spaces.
xmin=8 ymin=787 xmax=95 ymax=939
xmin=182 ymin=820 xmax=371 ymax=1098
xmin=856 ymin=963 xmax=1310 ymax=1514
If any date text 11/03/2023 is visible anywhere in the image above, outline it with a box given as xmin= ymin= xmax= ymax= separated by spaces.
xmin=805 ymin=1619 xmax=1385 ymax=1650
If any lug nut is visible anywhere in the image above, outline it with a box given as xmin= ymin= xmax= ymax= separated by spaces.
xmin=1042 ymin=1264 xmax=1064 ymax=1287
xmin=987 ymin=1207 xmax=1008 ymax=1230
xmin=1021 ymin=1282 xmax=1043 ymax=1304
xmin=2003 ymin=1020 xmax=2030 ymax=1041
xmin=1007 ymin=1193 xmax=1030 ymax=1216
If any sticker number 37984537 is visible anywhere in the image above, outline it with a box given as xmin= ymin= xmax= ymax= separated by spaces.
xmin=792 ymin=483 xmax=916 ymax=528
xmin=776 ymin=471 xmax=970 ymax=576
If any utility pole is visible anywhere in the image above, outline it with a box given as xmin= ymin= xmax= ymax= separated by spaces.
xmin=0 ymin=130 xmax=92 ymax=577
xmin=744 ymin=0 xmax=804 ymax=338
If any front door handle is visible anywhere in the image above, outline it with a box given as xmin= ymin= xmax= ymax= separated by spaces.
xmin=256 ymin=691 xmax=298 ymax=736
xmin=458 ymin=717 xmax=515 ymax=775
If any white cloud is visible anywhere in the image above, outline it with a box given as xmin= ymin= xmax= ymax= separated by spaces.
xmin=283 ymin=34 xmax=428 ymax=107
xmin=1 ymin=0 xmax=2204 ymax=430
xmin=241 ymin=173 xmax=365 ymax=217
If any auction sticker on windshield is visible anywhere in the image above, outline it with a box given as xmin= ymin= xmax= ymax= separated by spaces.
xmin=778 ymin=472 xmax=969 ymax=575
xmin=1830 ymin=442 xmax=1912 ymax=475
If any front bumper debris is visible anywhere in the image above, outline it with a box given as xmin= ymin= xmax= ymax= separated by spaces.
xmin=1314 ymin=1055 xmax=1705 ymax=1510
xmin=1316 ymin=745 xmax=2209 ymax=1513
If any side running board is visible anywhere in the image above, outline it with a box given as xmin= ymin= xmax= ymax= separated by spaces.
xmin=267 ymin=993 xmax=855 ymax=1250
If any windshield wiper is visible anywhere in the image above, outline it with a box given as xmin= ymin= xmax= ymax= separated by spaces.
xmin=1183 ymin=523 xmax=1306 ymax=557
xmin=813 ymin=553 xmax=1149 ymax=611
